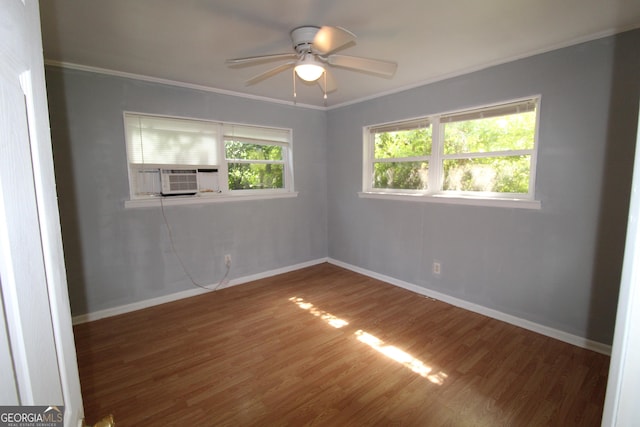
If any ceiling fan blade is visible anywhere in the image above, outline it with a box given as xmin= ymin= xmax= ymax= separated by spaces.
xmin=317 ymin=69 xmax=337 ymax=93
xmin=226 ymin=53 xmax=297 ymax=67
xmin=313 ymin=26 xmax=356 ymax=55
xmin=246 ymin=61 xmax=296 ymax=85
xmin=327 ymin=54 xmax=397 ymax=77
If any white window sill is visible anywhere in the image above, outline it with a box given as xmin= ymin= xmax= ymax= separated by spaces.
xmin=125 ymin=191 xmax=298 ymax=208
xmin=358 ymin=191 xmax=541 ymax=209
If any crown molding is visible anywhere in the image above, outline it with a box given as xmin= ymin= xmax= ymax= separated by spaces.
xmin=44 ymin=60 xmax=326 ymax=111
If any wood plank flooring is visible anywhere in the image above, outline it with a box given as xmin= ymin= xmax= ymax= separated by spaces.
xmin=74 ymin=263 xmax=610 ymax=426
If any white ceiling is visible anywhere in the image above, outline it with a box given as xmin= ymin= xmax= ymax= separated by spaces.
xmin=39 ymin=0 xmax=640 ymax=108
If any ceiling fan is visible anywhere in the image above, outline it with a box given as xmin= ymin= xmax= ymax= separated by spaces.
xmin=226 ymin=26 xmax=398 ymax=99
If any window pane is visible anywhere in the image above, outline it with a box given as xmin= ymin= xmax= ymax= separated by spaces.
xmin=225 ymin=141 xmax=282 ymax=161
xmin=373 ymin=161 xmax=429 ymax=190
xmin=443 ymin=155 xmax=531 ymax=193
xmin=374 ymin=126 xmax=432 ymax=159
xmin=228 ymin=163 xmax=284 ymax=190
xmin=443 ymin=111 xmax=536 ymax=155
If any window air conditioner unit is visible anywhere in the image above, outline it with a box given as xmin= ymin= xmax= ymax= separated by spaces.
xmin=160 ymin=168 xmax=198 ymax=195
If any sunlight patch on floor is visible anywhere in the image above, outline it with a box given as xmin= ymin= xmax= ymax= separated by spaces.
xmin=289 ymin=297 xmax=349 ymax=328
xmin=289 ymin=297 xmax=447 ymax=383
xmin=355 ymin=330 xmax=447 ymax=384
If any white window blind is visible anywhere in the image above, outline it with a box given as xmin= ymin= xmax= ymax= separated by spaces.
xmin=440 ymin=99 xmax=537 ymax=123
xmin=223 ymin=123 xmax=290 ymax=147
xmin=369 ymin=118 xmax=431 ymax=134
xmin=125 ymin=113 xmax=219 ymax=165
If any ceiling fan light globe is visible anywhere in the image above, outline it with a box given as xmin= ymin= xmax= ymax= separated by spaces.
xmin=295 ymin=63 xmax=324 ymax=82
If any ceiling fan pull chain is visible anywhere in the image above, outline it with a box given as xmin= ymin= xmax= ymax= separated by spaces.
xmin=323 ymin=71 xmax=328 ymax=105
xmin=292 ymin=68 xmax=297 ymax=103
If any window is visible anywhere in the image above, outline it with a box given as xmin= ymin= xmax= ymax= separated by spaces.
xmin=370 ymin=118 xmax=432 ymax=191
xmin=223 ymin=124 xmax=289 ymax=191
xmin=363 ymin=97 xmax=540 ymax=207
xmin=124 ymin=113 xmax=294 ymax=202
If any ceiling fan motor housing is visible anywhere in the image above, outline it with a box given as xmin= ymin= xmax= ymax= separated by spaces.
xmin=291 ymin=26 xmax=320 ymax=54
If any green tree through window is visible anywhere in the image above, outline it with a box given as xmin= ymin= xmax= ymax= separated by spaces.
xmin=225 ymin=141 xmax=285 ymax=190
xmin=442 ymin=112 xmax=535 ymax=193
xmin=373 ymin=126 xmax=432 ymax=190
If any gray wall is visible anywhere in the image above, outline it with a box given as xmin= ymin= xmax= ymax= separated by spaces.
xmin=47 ymin=29 xmax=639 ymax=345
xmin=46 ymin=67 xmax=328 ymax=315
xmin=326 ymin=29 xmax=640 ymax=344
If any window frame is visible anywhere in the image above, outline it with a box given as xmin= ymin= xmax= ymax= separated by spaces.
xmin=222 ymin=124 xmax=292 ymax=194
xmin=361 ymin=96 xmax=541 ymax=209
xmin=368 ymin=117 xmax=433 ymax=194
xmin=123 ymin=112 xmax=296 ymax=207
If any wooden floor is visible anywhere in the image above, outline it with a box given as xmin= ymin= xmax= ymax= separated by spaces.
xmin=74 ymin=263 xmax=610 ymax=426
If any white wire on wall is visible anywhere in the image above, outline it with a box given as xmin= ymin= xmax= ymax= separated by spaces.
xmin=160 ymin=196 xmax=230 ymax=291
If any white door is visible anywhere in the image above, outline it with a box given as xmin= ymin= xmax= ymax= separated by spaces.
xmin=0 ymin=1 xmax=83 ymax=426
xmin=601 ymin=104 xmax=640 ymax=426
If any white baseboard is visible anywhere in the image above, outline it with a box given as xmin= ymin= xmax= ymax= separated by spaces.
xmin=327 ymin=258 xmax=612 ymax=355
xmin=72 ymin=256 xmax=612 ymax=356
xmin=72 ymin=257 xmax=328 ymax=325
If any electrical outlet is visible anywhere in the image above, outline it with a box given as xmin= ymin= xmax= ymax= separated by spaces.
xmin=224 ymin=254 xmax=232 ymax=266
xmin=432 ymin=261 xmax=441 ymax=275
